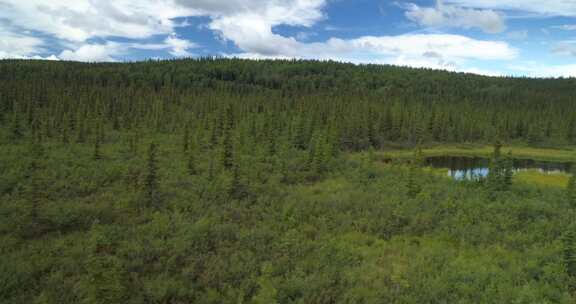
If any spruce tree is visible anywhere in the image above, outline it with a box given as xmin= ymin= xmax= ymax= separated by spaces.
xmin=144 ymin=143 xmax=161 ymax=209
xmin=183 ymin=125 xmax=190 ymax=153
xmin=221 ymin=107 xmax=234 ymax=171
xmin=503 ymin=151 xmax=514 ymax=187
xmin=187 ymin=149 xmax=198 ymax=176
xmin=9 ymin=112 xmax=22 ymax=143
xmin=76 ymin=117 xmax=87 ymax=143
xmin=30 ymin=117 xmax=42 ymax=144
xmin=568 ymin=167 xmax=576 ymax=208
xmin=563 ymin=230 xmax=576 ymax=278
xmin=93 ymin=120 xmax=104 ymax=160
xmin=229 ymin=162 xmax=245 ymax=200
xmin=27 ymin=142 xmax=45 ymax=228
xmin=93 ymin=135 xmax=102 ymax=160
xmin=487 ymin=141 xmax=509 ymax=192
xmin=407 ymin=148 xmax=422 ymax=198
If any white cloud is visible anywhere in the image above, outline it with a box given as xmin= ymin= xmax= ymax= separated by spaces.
xmin=0 ymin=0 xmax=182 ymax=42
xmin=0 ymin=28 xmax=45 ymax=59
xmin=164 ymin=35 xmax=196 ymax=57
xmin=2 ymin=0 xmax=569 ymax=78
xmin=54 ymin=34 xmax=196 ymax=62
xmin=553 ymin=41 xmax=576 ymax=57
xmin=405 ymin=0 xmax=506 ymax=33
xmin=508 ymin=62 xmax=576 ymax=78
xmin=58 ymin=43 xmax=121 ymax=62
xmin=552 ymin=25 xmax=576 ymax=31
xmin=351 ymin=35 xmax=516 ymax=60
xmin=228 ymin=34 xmax=517 ymax=76
xmin=0 ymin=0 xmax=324 ymax=60
xmin=0 ymin=0 xmax=201 ymax=60
xmin=193 ymin=0 xmax=515 ymax=74
xmin=177 ymin=0 xmax=326 ymax=27
xmin=444 ymin=0 xmax=576 ymax=17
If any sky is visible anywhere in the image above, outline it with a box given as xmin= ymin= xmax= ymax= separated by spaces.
xmin=0 ymin=0 xmax=575 ymax=77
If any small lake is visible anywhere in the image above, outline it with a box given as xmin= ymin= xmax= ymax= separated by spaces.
xmin=425 ymin=156 xmax=573 ymax=181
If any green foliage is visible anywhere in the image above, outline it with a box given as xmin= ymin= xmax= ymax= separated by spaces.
xmin=563 ymin=230 xmax=576 ymax=278
xmin=568 ymin=168 xmax=576 ymax=208
xmin=1 ymin=59 xmax=576 ymax=303
xmin=487 ymin=142 xmax=514 ymax=194
xmin=144 ymin=143 xmax=161 ymax=209
xmin=252 ymin=263 xmax=278 ymax=304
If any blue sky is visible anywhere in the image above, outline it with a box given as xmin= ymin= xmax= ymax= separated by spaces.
xmin=0 ymin=0 xmax=575 ymax=77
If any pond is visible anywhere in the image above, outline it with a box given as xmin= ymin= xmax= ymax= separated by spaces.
xmin=425 ymin=156 xmax=573 ymax=181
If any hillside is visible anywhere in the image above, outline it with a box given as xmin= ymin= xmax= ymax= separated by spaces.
xmin=1 ymin=59 xmax=576 ymax=303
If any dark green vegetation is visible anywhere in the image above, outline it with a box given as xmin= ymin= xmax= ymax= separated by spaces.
xmin=1 ymin=59 xmax=576 ymax=303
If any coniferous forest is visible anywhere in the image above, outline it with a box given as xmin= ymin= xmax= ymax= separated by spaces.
xmin=2 ymin=58 xmax=576 ymax=303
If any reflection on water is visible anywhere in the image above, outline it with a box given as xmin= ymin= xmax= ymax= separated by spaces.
xmin=425 ymin=156 xmax=573 ymax=181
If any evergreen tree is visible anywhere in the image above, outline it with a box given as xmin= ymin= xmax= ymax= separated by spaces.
xmin=93 ymin=120 xmax=104 ymax=160
xmin=76 ymin=117 xmax=87 ymax=143
xmin=486 ymin=141 xmax=511 ymax=193
xmin=82 ymin=223 xmax=127 ymax=304
xmin=207 ymin=150 xmax=217 ymax=181
xmin=187 ymin=149 xmax=198 ymax=176
xmin=9 ymin=112 xmax=22 ymax=143
xmin=93 ymin=135 xmax=102 ymax=160
xmin=563 ymin=230 xmax=576 ymax=278
xmin=229 ymin=161 xmax=246 ymax=200
xmin=30 ymin=117 xmax=42 ymax=144
xmin=144 ymin=143 xmax=161 ymax=209
xmin=27 ymin=142 xmax=45 ymax=229
xmin=503 ymin=151 xmax=514 ymax=187
xmin=413 ymin=145 xmax=425 ymax=168
xmin=406 ymin=148 xmax=423 ymax=198
xmin=183 ymin=124 xmax=190 ymax=153
xmin=221 ymin=107 xmax=235 ymax=171
xmin=568 ymin=167 xmax=576 ymax=208
xmin=406 ymin=167 xmax=421 ymax=198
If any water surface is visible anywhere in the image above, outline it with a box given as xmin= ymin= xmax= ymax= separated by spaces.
xmin=425 ymin=156 xmax=573 ymax=180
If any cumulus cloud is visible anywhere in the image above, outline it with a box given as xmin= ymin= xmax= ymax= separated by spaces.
xmin=230 ymin=34 xmax=517 ymax=74
xmin=55 ymin=34 xmax=196 ymax=62
xmin=58 ymin=43 xmax=121 ymax=62
xmin=0 ymin=28 xmax=45 ymax=59
xmin=164 ymin=35 xmax=197 ymax=57
xmin=0 ymin=0 xmax=530 ymax=75
xmin=0 ymin=0 xmax=199 ymax=60
xmin=405 ymin=0 xmax=506 ymax=33
xmin=188 ymin=0 xmax=515 ymax=73
xmin=0 ymin=0 xmax=324 ymax=60
xmin=0 ymin=0 xmax=182 ymax=42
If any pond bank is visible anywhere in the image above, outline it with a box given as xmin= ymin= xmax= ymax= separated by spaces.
xmin=379 ymin=144 xmax=576 ymax=163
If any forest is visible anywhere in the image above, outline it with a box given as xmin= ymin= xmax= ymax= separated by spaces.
xmin=1 ymin=58 xmax=576 ymax=303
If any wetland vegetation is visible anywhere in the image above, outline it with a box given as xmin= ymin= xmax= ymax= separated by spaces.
xmin=1 ymin=59 xmax=576 ymax=303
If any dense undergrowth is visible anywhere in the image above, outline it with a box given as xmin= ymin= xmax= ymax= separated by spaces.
xmin=1 ymin=59 xmax=576 ymax=303
xmin=1 ymin=139 xmax=575 ymax=303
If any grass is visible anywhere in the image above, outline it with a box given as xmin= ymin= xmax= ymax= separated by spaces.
xmin=347 ymin=144 xmax=575 ymax=188
xmin=514 ymin=170 xmax=570 ymax=188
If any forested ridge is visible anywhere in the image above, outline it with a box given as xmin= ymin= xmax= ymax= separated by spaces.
xmin=1 ymin=58 xmax=576 ymax=303
xmin=2 ymin=58 xmax=576 ymax=148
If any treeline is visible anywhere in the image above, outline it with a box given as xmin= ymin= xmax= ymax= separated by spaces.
xmin=1 ymin=58 xmax=576 ymax=153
